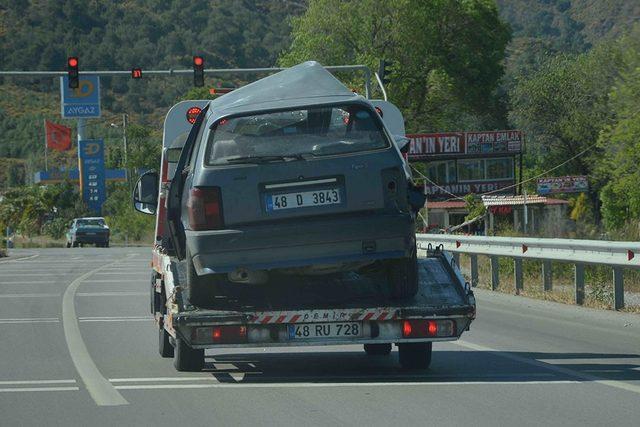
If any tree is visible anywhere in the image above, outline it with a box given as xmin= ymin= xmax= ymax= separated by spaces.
xmin=509 ymin=42 xmax=623 ymax=221
xmin=279 ymin=0 xmax=511 ymax=131
xmin=596 ymin=27 xmax=640 ymax=237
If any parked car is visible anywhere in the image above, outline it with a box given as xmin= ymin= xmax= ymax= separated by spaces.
xmin=66 ymin=217 xmax=110 ymax=247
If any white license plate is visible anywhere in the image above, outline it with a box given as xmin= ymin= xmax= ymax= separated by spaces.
xmin=288 ymin=322 xmax=362 ymax=340
xmin=267 ymin=188 xmax=341 ymax=211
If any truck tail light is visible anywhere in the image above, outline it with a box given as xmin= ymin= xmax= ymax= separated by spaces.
xmin=187 ymin=187 xmax=224 ymax=230
xmin=192 ymin=325 xmax=247 ymax=344
xmin=402 ymin=319 xmax=456 ymax=338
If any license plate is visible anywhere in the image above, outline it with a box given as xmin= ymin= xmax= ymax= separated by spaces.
xmin=288 ymin=322 xmax=362 ymax=340
xmin=267 ymin=188 xmax=341 ymax=211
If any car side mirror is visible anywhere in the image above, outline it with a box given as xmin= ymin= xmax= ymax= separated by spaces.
xmin=133 ymin=170 xmax=159 ymax=215
xmin=394 ymin=135 xmax=411 ymax=154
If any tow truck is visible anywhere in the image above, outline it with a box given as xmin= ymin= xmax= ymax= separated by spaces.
xmin=133 ymin=63 xmax=476 ymax=372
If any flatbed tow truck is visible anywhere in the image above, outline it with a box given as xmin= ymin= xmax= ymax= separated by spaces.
xmin=137 ymin=69 xmax=476 ymax=372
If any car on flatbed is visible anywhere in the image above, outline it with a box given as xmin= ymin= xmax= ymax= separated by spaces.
xmin=133 ymin=61 xmax=475 ymax=372
xmin=66 ymin=217 xmax=110 ymax=247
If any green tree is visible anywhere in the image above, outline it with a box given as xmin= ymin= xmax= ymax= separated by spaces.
xmin=596 ymin=27 xmax=640 ymax=237
xmin=509 ymin=42 xmax=623 ymax=222
xmin=280 ymin=0 xmax=511 ymax=132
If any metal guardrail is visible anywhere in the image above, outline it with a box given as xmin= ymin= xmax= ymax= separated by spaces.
xmin=417 ymin=234 xmax=640 ymax=310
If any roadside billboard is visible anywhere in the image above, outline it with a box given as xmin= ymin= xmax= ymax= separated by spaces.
xmin=424 ymin=180 xmax=515 ymax=197
xmin=407 ymin=130 xmax=522 ymax=160
xmin=537 ymin=176 xmax=588 ymax=195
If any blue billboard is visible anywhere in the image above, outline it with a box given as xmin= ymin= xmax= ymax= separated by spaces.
xmin=78 ymin=140 xmax=106 ymax=214
xmin=60 ymin=75 xmax=101 ymax=118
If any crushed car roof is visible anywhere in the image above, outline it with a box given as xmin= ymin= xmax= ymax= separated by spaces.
xmin=206 ymin=61 xmax=363 ymax=118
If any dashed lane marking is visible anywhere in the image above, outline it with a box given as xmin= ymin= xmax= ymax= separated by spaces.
xmin=0 ymin=317 xmax=59 ymax=324
xmin=0 ymin=293 xmax=60 ymax=298
xmin=0 ymin=379 xmax=77 ymax=385
xmin=455 ymin=340 xmax=640 ymax=395
xmin=78 ymin=316 xmax=153 ymax=322
xmin=0 ymin=387 xmax=79 ymax=393
xmin=112 ymin=380 xmax=580 ymax=390
xmin=76 ymin=292 xmax=147 ymax=297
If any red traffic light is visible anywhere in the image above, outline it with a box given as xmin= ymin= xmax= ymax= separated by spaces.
xmin=68 ymin=57 xmax=78 ymax=68
xmin=193 ymin=56 xmax=204 ymax=67
xmin=186 ymin=106 xmax=203 ymax=124
xmin=131 ymin=68 xmax=142 ymax=79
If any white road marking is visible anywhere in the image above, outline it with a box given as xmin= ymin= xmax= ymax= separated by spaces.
xmin=0 ymin=254 xmax=39 ymax=263
xmin=113 ymin=380 xmax=580 ymax=390
xmin=76 ymin=292 xmax=147 ymax=297
xmin=78 ymin=316 xmax=153 ymax=323
xmin=109 ymin=377 xmax=221 ymax=383
xmin=62 ymin=259 xmax=130 ymax=406
xmin=0 ymin=379 xmax=76 ymax=385
xmin=0 ymin=281 xmax=65 ymax=285
xmin=0 ymin=318 xmax=59 ymax=324
xmin=455 ymin=340 xmax=640 ymax=395
xmin=0 ymin=387 xmax=79 ymax=393
xmin=0 ymin=293 xmax=60 ymax=298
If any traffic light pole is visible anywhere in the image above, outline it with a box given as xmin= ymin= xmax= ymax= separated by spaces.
xmin=0 ymin=65 xmax=374 ymax=98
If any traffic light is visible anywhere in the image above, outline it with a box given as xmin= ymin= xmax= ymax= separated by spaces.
xmin=67 ymin=56 xmax=79 ymax=89
xmin=378 ymin=59 xmax=393 ymax=86
xmin=193 ymin=56 xmax=204 ymax=87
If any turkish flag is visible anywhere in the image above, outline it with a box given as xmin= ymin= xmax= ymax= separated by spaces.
xmin=45 ymin=121 xmax=72 ymax=151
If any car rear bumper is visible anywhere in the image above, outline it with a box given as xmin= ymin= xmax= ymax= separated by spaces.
xmin=74 ymin=234 xmax=109 ymax=243
xmin=185 ymin=212 xmax=415 ymax=275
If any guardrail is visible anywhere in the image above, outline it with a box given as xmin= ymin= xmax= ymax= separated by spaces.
xmin=416 ymin=234 xmax=640 ymax=310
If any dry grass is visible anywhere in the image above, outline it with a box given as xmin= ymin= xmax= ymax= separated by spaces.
xmin=458 ymin=253 xmax=640 ymax=312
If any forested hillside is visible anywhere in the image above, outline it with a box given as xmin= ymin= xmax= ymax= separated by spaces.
xmin=0 ymin=0 xmax=639 ymax=242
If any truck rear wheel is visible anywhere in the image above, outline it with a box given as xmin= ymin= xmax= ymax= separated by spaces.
xmin=388 ymin=245 xmax=419 ymax=299
xmin=398 ymin=342 xmax=432 ymax=369
xmin=173 ymin=337 xmax=204 ymax=371
xmin=159 ymin=326 xmax=174 ymax=358
xmin=364 ymin=343 xmax=392 ymax=356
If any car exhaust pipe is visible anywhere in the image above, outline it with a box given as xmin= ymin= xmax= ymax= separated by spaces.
xmin=227 ymin=268 xmax=268 ymax=285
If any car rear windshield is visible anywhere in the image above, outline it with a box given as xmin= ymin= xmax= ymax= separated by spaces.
xmin=205 ymin=104 xmax=389 ymax=165
xmin=77 ymin=219 xmax=105 ymax=227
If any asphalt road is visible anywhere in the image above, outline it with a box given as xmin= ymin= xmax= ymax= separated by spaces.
xmin=1 ymin=247 xmax=639 ymax=426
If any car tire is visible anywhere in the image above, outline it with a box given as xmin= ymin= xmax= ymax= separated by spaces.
xmin=186 ymin=248 xmax=219 ymax=307
xmin=398 ymin=342 xmax=432 ymax=369
xmin=364 ymin=343 xmax=392 ymax=356
xmin=72 ymin=241 xmax=78 ymax=248
xmin=104 ymin=241 xmax=109 ymax=248
xmin=66 ymin=242 xmax=71 ymax=248
xmin=388 ymin=245 xmax=419 ymax=299
xmin=173 ymin=337 xmax=204 ymax=371
xmin=159 ymin=325 xmax=174 ymax=358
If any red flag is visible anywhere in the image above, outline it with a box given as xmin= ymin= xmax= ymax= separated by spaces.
xmin=45 ymin=120 xmax=72 ymax=151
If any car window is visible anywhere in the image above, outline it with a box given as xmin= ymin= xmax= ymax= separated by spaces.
xmin=205 ymin=104 xmax=389 ymax=165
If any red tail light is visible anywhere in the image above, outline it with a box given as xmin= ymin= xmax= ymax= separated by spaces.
xmin=192 ymin=325 xmax=247 ymax=344
xmin=402 ymin=320 xmax=456 ymax=338
xmin=187 ymin=187 xmax=224 ymax=230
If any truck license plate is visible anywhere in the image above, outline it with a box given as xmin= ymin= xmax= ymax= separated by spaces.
xmin=288 ymin=322 xmax=362 ymax=340
xmin=266 ymin=188 xmax=341 ymax=211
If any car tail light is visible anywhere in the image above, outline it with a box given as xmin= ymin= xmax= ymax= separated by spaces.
xmin=192 ymin=325 xmax=247 ymax=344
xmin=187 ymin=187 xmax=224 ymax=230
xmin=402 ymin=319 xmax=456 ymax=338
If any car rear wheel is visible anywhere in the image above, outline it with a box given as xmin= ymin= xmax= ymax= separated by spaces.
xmin=66 ymin=242 xmax=71 ymax=248
xmin=72 ymin=241 xmax=78 ymax=248
xmin=364 ymin=343 xmax=392 ymax=356
xmin=173 ymin=337 xmax=204 ymax=372
xmin=388 ymin=245 xmax=418 ymax=299
xmin=186 ymin=248 xmax=220 ymax=307
xmin=398 ymin=342 xmax=432 ymax=369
